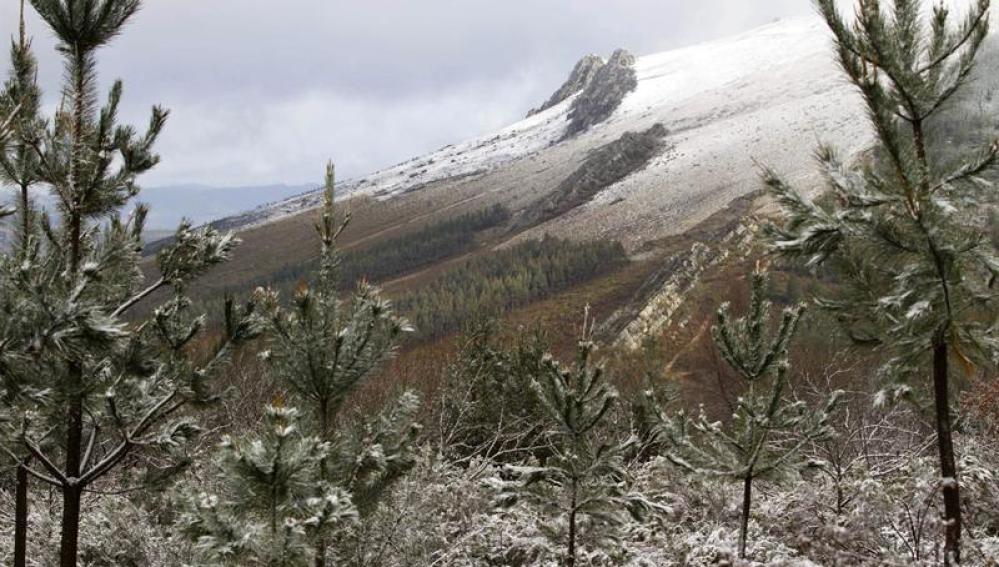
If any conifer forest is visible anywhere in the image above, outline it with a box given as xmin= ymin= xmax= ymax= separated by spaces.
xmin=1 ymin=0 xmax=999 ymax=565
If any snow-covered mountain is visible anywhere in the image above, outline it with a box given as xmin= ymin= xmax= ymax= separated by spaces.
xmin=128 ymin=8 xmax=998 ymax=347
xmin=218 ymin=16 xmax=872 ymax=250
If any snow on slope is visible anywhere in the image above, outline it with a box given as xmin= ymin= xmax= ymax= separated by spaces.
xmin=623 ymin=17 xmax=828 ymax=115
xmin=231 ymin=16 xmax=870 ymax=243
xmin=511 ymin=16 xmax=871 ymax=247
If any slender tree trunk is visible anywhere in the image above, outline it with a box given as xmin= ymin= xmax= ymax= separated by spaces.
xmin=19 ymin=182 xmax=30 ymax=252
xmin=314 ymin=539 xmax=326 ymax=566
xmin=59 ymin=484 xmax=82 ymax=567
xmin=566 ymin=476 xmax=578 ymax=567
xmin=739 ymin=475 xmax=753 ymax=559
xmin=12 ymin=7 xmax=33 ymax=556
xmin=14 ymin=457 xmax=30 ymax=567
xmin=60 ymin=360 xmax=84 ymax=567
xmin=59 ymin=216 xmax=85 ymax=567
xmin=314 ymin=402 xmax=330 ymax=567
xmin=933 ymin=338 xmax=961 ymax=565
xmin=59 ymin=43 xmax=88 ymax=567
xmin=15 ymin=0 xmax=31 ymax=256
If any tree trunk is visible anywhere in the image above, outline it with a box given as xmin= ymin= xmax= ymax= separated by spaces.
xmin=59 ymin=484 xmax=82 ymax=567
xmin=314 ymin=402 xmax=329 ymax=567
xmin=933 ymin=338 xmax=961 ymax=565
xmin=567 ymin=477 xmax=578 ymax=567
xmin=60 ymin=360 xmax=84 ymax=567
xmin=18 ymin=181 xmax=30 ymax=254
xmin=14 ymin=458 xmax=29 ymax=567
xmin=59 ymin=50 xmax=87 ymax=562
xmin=739 ymin=475 xmax=753 ymax=559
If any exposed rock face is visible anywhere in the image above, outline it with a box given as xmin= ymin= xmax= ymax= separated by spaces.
xmin=610 ymin=195 xmax=756 ymax=348
xmin=563 ymin=49 xmax=638 ymax=139
xmin=527 ymin=54 xmax=605 ymax=117
xmin=523 ymin=123 xmax=667 ymax=226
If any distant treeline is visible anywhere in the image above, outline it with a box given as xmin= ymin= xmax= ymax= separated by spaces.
xmin=342 ymin=203 xmax=510 ymax=284
xmin=259 ymin=204 xmax=511 ymax=292
xmin=397 ymin=235 xmax=627 ymax=339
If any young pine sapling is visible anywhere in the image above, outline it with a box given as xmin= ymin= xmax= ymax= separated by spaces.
xmin=654 ymin=269 xmax=841 ymax=559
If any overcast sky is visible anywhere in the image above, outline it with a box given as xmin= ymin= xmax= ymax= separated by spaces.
xmin=0 ymin=1 xmax=814 ymax=188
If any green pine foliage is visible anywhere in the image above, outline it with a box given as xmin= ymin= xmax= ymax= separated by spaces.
xmin=341 ymin=204 xmax=510 ymax=285
xmin=399 ymin=235 xmax=627 ymax=339
xmin=0 ymin=7 xmax=45 ymax=564
xmin=762 ymin=1 xmax=997 ymax=562
xmin=0 ymin=0 xmax=43 ymax=254
xmin=256 ymin=163 xmax=421 ymax=562
xmin=178 ymin=402 xmax=358 ymax=567
xmin=0 ymin=2 xmax=263 ymax=565
xmin=652 ymin=269 xmax=841 ymax=559
xmin=488 ymin=311 xmax=659 ymax=567
xmin=329 ymin=390 xmax=421 ymax=518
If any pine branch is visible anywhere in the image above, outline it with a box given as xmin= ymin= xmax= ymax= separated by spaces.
xmin=111 ymin=276 xmax=166 ymax=318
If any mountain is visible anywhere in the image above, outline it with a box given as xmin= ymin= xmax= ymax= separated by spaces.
xmin=144 ymin=13 xmax=998 ymax=349
xmin=211 ymin=17 xmax=870 ymax=247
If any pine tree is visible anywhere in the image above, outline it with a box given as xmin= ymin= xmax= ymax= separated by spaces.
xmin=0 ymin=3 xmax=45 ymax=564
xmin=762 ymin=1 xmax=996 ymax=562
xmin=0 ymin=0 xmax=43 ymax=254
xmin=0 ymin=2 xmax=262 ymax=565
xmin=258 ymin=162 xmax=420 ymax=565
xmin=177 ymin=401 xmax=358 ymax=567
xmin=653 ymin=269 xmax=841 ymax=559
xmin=489 ymin=309 xmax=659 ymax=567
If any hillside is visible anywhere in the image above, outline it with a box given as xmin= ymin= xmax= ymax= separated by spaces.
xmin=171 ymin=17 xmax=867 ymax=289
xmin=214 ymin=18 xmax=877 ymax=243
xmin=146 ymin=12 xmax=998 ymax=353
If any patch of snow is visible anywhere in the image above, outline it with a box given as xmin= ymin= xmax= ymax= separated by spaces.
xmin=621 ymin=17 xmax=831 ymax=116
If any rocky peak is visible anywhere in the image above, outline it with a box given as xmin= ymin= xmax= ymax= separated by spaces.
xmin=527 ymin=54 xmax=605 ymax=117
xmin=563 ymin=48 xmax=638 ymax=139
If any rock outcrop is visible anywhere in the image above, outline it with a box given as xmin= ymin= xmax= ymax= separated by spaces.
xmin=527 ymin=54 xmax=605 ymax=117
xmin=563 ymin=48 xmax=638 ymax=139
xmin=522 ymin=122 xmax=667 ymax=226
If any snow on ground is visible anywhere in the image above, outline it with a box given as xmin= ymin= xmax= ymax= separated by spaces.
xmin=622 ymin=17 xmax=830 ymax=115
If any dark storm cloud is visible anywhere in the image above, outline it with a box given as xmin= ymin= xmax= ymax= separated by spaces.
xmin=0 ymin=1 xmax=812 ymax=186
